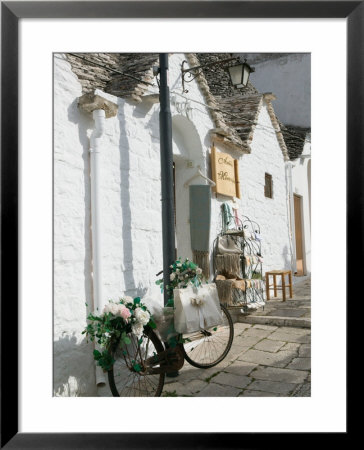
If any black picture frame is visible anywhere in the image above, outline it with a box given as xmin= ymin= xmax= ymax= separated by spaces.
xmin=1 ymin=1 xmax=356 ymax=448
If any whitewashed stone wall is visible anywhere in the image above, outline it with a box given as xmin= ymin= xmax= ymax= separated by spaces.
xmin=209 ymin=102 xmax=293 ymax=278
xmin=54 ymin=53 xmax=292 ymax=397
xmin=54 ymin=55 xmax=96 ymax=396
xmin=54 ymin=55 xmax=164 ymax=397
xmin=53 ymin=53 xmax=215 ymax=397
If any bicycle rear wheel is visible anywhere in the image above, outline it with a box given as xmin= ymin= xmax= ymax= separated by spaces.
xmin=108 ymin=325 xmax=165 ymax=397
xmin=182 ymin=304 xmax=234 ymax=368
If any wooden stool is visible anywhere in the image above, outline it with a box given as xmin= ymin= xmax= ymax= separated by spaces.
xmin=265 ymin=270 xmax=293 ymax=301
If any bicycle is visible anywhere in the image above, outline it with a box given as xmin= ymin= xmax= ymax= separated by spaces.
xmin=107 ymin=285 xmax=234 ymax=397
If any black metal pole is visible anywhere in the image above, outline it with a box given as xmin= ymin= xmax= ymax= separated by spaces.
xmin=159 ymin=53 xmax=175 ymax=306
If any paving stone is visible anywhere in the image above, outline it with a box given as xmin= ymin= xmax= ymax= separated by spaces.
xmin=299 ymin=344 xmax=311 ymax=358
xmin=239 ymin=390 xmax=285 ymax=397
xmin=254 ymin=339 xmax=286 ymax=353
xmin=171 ymin=362 xmax=224 ymax=384
xmin=241 ymin=327 xmax=274 ymax=339
xmin=279 ymin=327 xmax=311 ymax=336
xmin=196 ymin=382 xmax=241 ymax=397
xmin=167 ymin=367 xmax=195 ymax=384
xmin=280 ymin=342 xmax=300 ymax=352
xmin=253 ymin=324 xmax=278 ymax=332
xmin=232 ymin=336 xmax=252 ymax=351
xmin=268 ymin=309 xmax=306 ymax=318
xmin=291 ymin=382 xmax=311 ymax=397
xmin=247 ymin=379 xmax=297 ymax=395
xmin=233 ymin=335 xmax=265 ymax=348
xmin=233 ymin=323 xmax=252 ymax=335
xmin=238 ymin=348 xmax=297 ymax=368
xmin=162 ymin=379 xmax=208 ymax=396
xmin=181 ymin=379 xmax=208 ymax=395
xmin=162 ymin=381 xmax=186 ymax=396
xmin=224 ymin=346 xmax=250 ymax=363
xmin=224 ymin=360 xmax=258 ymax=376
xmin=195 ymin=367 xmax=223 ymax=382
xmin=267 ymin=330 xmax=311 ymax=344
xmin=212 ymin=372 xmax=252 ymax=389
xmin=251 ymin=366 xmax=309 ymax=383
xmin=287 ymin=357 xmax=311 ymax=371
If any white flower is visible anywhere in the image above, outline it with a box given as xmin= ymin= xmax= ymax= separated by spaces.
xmin=176 ymin=268 xmax=180 ymax=273
xmin=177 ymin=263 xmax=182 ymax=267
xmin=110 ymin=303 xmax=120 ymax=315
xmin=134 ymin=307 xmax=150 ymax=326
xmin=132 ymin=322 xmax=144 ymax=337
xmin=196 ymin=268 xmax=202 ymax=274
xmin=104 ymin=332 xmax=110 ymax=338
xmin=170 ymin=272 xmax=176 ymax=281
xmin=124 ymin=296 xmax=133 ymax=303
xmin=103 ymin=303 xmax=113 ymax=314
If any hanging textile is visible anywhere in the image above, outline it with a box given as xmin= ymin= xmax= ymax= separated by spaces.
xmin=190 ymin=185 xmax=211 ymax=278
xmin=222 ymin=202 xmax=234 ymax=232
xmin=214 ymin=254 xmax=241 ymax=278
xmin=215 ymin=276 xmax=246 ymax=306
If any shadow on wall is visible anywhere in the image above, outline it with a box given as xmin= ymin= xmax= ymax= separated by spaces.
xmin=67 ymin=99 xmax=94 ymax=315
xmin=53 ymin=334 xmax=97 ymax=397
xmin=51 ymin=101 xmax=97 ymax=397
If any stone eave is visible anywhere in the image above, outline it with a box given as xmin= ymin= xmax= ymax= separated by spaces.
xmin=66 ymin=52 xmax=290 ymax=159
xmin=263 ymin=93 xmax=290 ymax=161
xmin=185 ymin=53 xmax=248 ymax=153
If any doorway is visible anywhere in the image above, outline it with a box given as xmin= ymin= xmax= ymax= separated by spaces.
xmin=171 ymin=115 xmax=204 ymax=262
xmin=294 ymin=194 xmax=305 ymax=276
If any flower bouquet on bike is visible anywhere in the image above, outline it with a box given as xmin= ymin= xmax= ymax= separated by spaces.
xmin=83 ymin=258 xmax=233 ymax=397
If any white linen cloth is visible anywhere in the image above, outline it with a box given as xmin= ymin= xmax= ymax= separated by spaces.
xmin=173 ymin=283 xmax=223 ymax=334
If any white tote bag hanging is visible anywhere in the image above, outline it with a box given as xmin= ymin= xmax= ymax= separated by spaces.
xmin=173 ymin=283 xmax=223 ymax=334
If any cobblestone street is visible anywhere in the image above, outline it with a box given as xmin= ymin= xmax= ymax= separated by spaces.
xmin=163 ymin=277 xmax=311 ymax=397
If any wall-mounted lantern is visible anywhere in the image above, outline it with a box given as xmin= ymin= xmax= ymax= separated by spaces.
xmin=226 ymin=59 xmax=255 ymax=88
xmin=181 ymin=56 xmax=255 ymax=93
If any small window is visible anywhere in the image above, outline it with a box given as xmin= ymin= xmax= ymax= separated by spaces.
xmin=264 ymin=173 xmax=273 ymax=198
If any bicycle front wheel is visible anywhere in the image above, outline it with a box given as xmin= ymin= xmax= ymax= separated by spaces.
xmin=108 ymin=325 xmax=165 ymax=397
xmin=182 ymin=304 xmax=234 ymax=368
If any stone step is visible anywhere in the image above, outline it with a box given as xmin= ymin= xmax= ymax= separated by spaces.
xmin=236 ymin=315 xmax=311 ymax=329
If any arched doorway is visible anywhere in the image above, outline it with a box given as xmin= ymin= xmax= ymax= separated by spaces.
xmin=172 ymin=115 xmax=205 ymax=261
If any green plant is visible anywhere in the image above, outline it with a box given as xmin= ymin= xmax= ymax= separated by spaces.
xmin=155 ymin=258 xmax=204 ymax=306
xmin=82 ymin=296 xmax=156 ymax=371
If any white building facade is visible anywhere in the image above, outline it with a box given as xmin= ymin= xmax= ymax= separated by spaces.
xmin=54 ymin=53 xmax=293 ymax=396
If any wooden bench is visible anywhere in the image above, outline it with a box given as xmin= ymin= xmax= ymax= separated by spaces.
xmin=265 ymin=270 xmax=293 ymax=301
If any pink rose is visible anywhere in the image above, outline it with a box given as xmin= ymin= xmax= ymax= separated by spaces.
xmin=119 ymin=305 xmax=131 ymax=320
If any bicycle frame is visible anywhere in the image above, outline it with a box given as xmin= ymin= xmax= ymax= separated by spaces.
xmin=144 ymin=344 xmax=185 ymax=375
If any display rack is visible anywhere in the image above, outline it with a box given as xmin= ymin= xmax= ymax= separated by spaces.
xmin=213 ymin=205 xmax=265 ymax=311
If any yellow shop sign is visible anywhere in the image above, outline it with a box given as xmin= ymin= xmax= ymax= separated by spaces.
xmin=210 ymin=146 xmax=240 ymax=198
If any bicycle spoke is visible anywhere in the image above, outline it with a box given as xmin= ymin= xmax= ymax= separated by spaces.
xmin=182 ymin=305 xmax=234 ymax=368
xmin=109 ymin=327 xmax=165 ymax=397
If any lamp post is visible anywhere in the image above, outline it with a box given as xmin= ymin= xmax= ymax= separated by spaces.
xmin=158 ymin=53 xmax=175 ymax=306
